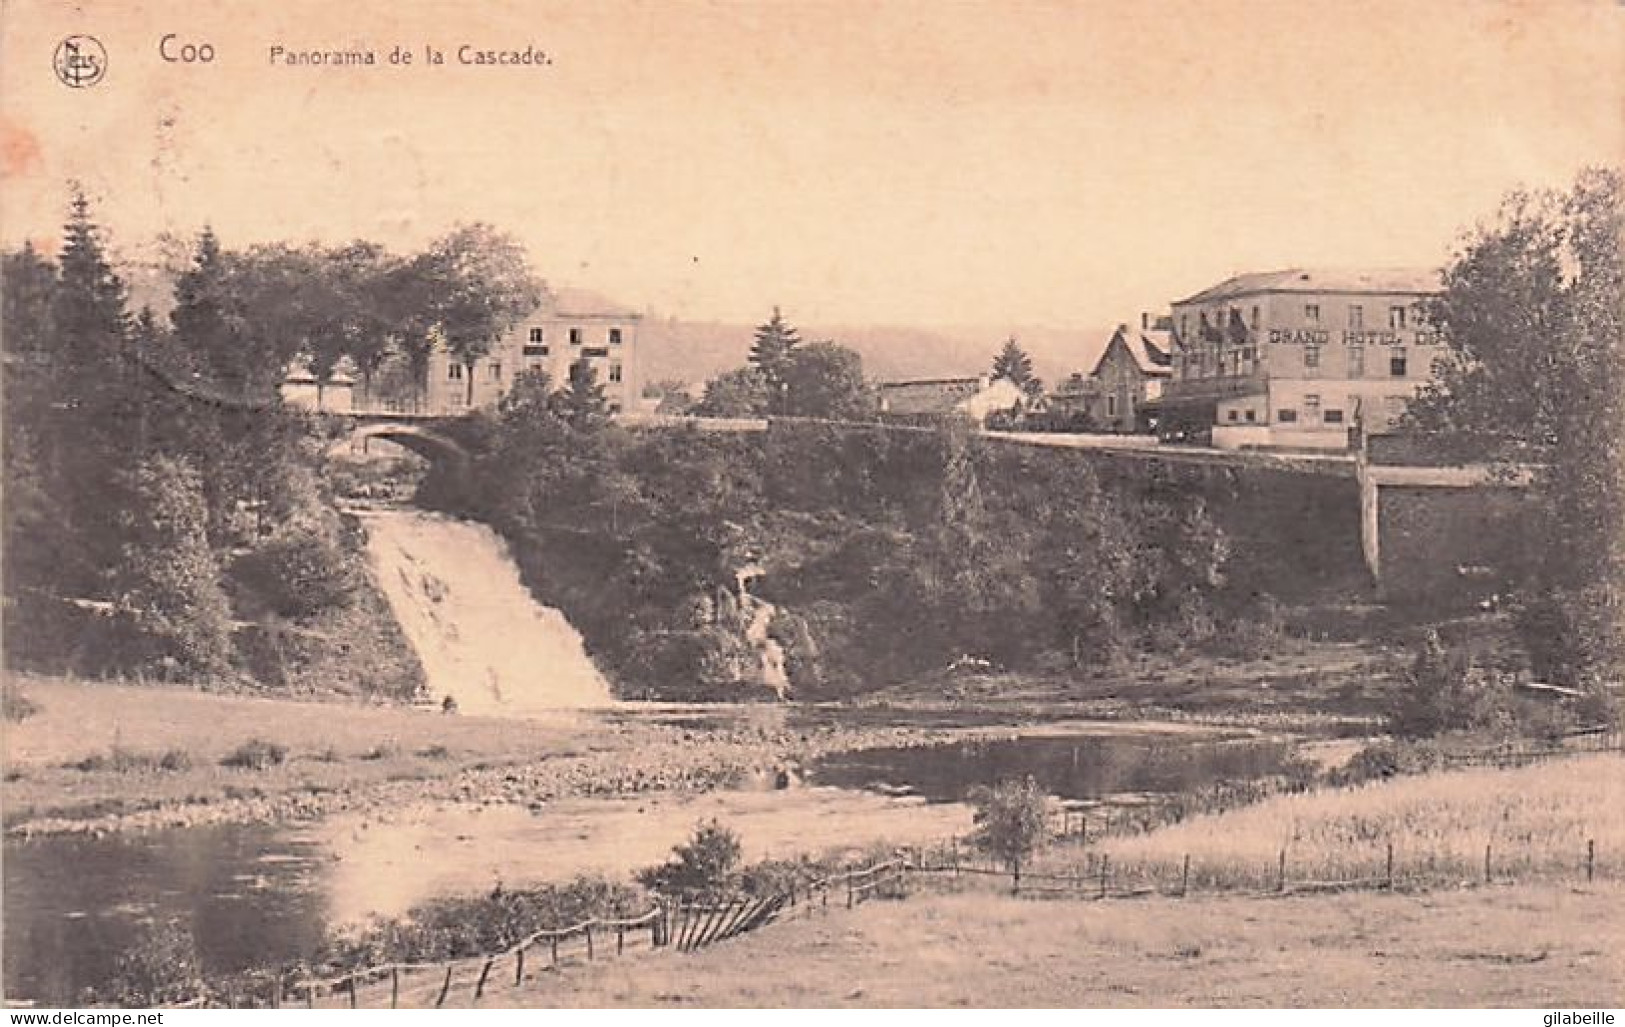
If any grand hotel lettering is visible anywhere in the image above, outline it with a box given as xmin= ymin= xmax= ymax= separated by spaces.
xmin=1267 ymin=328 xmax=1443 ymax=347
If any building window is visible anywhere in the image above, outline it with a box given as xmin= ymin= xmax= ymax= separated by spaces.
xmin=1348 ymin=304 xmax=1363 ymax=329
xmin=1180 ymin=314 xmax=1189 ymax=340
xmin=1304 ymin=303 xmax=1320 ymax=323
xmin=1324 ymin=409 xmax=1344 ymax=424
xmin=1389 ymin=305 xmax=1407 ymax=329
xmin=489 ymin=362 xmax=502 ymax=380
xmin=1106 ymin=395 xmax=1117 ymax=417
xmin=1304 ymin=344 xmax=1321 ymax=369
xmin=448 ymin=364 xmax=463 ymax=380
xmin=569 ymin=328 xmax=583 ymax=345
xmin=1348 ymin=346 xmax=1365 ymax=377
xmin=1244 ymin=409 xmax=1257 ymax=423
xmin=609 ymin=362 xmax=623 ymax=383
xmin=1277 ymin=408 xmax=1297 ymax=423
xmin=1250 ymin=305 xmax=1260 ymax=329
xmin=609 ymin=328 xmax=623 ymax=345
xmin=1304 ymin=394 xmax=1321 ymax=420
xmin=1227 ymin=409 xmax=1239 ymax=422
xmin=1390 ymin=348 xmax=1408 ymax=376
xmin=529 ymin=327 xmax=544 ymax=343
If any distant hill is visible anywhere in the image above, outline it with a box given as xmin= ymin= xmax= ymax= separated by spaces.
xmin=638 ymin=318 xmax=1121 ymax=393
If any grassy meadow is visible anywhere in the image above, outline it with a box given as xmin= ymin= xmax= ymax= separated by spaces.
xmin=1037 ymin=754 xmax=1624 ymax=892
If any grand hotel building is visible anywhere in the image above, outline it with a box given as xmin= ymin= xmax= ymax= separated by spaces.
xmin=1153 ymin=268 xmax=1443 ymax=450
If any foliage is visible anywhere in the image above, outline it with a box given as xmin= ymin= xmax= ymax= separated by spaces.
xmin=101 ymin=920 xmax=206 ymax=1007
xmin=2 ymin=688 xmax=40 ymax=722
xmin=747 ymin=306 xmax=801 ymax=410
xmin=322 ymin=875 xmax=645 ymax=970
xmin=220 ymin=737 xmax=289 ymax=770
xmin=1385 ymin=629 xmax=1510 ymax=739
xmin=970 ymin=775 xmax=1051 ymax=883
xmin=991 ymin=336 xmax=1043 ymax=400
xmin=636 ymin=819 xmax=743 ymax=897
xmin=1405 ymin=168 xmax=1623 ymax=686
xmin=780 ymin=341 xmax=875 ymax=420
xmin=694 ymin=365 xmax=770 ymax=417
xmin=111 ymin=455 xmax=236 ymax=681
xmin=549 ymin=359 xmax=612 ymax=429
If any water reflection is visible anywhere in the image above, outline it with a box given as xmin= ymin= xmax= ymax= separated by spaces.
xmin=810 ymin=733 xmax=1293 ymax=803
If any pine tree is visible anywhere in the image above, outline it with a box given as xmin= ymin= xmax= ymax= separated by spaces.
xmin=550 ymin=359 xmax=611 ymax=429
xmin=44 ymin=192 xmax=137 ymax=591
xmin=991 ymin=336 xmax=1040 ymax=398
xmin=112 ymin=454 xmax=235 ymax=680
xmin=748 ymin=307 xmax=801 ymax=412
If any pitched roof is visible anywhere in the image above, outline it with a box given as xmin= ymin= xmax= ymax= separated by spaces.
xmin=1089 ymin=324 xmax=1173 ymax=379
xmin=1174 ymin=267 xmax=1442 ymax=305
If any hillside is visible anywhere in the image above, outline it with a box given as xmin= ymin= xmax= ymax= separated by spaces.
xmin=636 ymin=318 xmax=1119 ymax=392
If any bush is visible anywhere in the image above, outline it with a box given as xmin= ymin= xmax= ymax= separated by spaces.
xmin=636 ymin=819 xmax=742 ymax=897
xmin=73 ymin=745 xmax=193 ymax=774
xmin=1385 ymin=630 xmax=1510 ymax=738
xmin=102 ymin=919 xmax=204 ymax=1006
xmin=221 ymin=737 xmax=288 ymax=770
xmin=232 ymin=525 xmax=358 ymax=620
xmin=2 ymin=688 xmax=40 ymax=722
xmin=969 ymin=775 xmax=1051 ymax=888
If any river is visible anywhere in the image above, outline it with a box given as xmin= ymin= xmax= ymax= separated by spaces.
xmin=2 ymin=508 xmax=1299 ymax=1004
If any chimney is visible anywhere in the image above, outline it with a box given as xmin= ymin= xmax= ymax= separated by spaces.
xmin=1141 ymin=312 xmax=1149 ymax=330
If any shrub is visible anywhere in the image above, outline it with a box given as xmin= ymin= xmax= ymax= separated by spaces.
xmin=969 ymin=775 xmax=1051 ymax=889
xmin=360 ymin=739 xmax=402 ymax=761
xmin=103 ymin=919 xmax=205 ymax=1006
xmin=1385 ymin=629 xmax=1510 ymax=738
xmin=73 ymin=745 xmax=193 ymax=774
xmin=221 ymin=737 xmax=288 ymax=770
xmin=2 ymin=688 xmax=40 ymax=722
xmin=636 ymin=819 xmax=742 ymax=897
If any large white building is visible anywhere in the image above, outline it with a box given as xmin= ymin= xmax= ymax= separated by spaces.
xmin=417 ymin=288 xmax=642 ymax=415
xmin=1155 ymin=268 xmax=1444 ymax=450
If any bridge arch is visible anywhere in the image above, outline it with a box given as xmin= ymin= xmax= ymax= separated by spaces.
xmin=329 ymin=420 xmax=473 ymax=470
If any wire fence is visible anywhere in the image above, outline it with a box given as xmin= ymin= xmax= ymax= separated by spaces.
xmin=186 ymin=860 xmax=907 ymax=1009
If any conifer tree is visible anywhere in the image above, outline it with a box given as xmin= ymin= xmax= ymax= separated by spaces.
xmin=748 ymin=307 xmax=801 ymax=411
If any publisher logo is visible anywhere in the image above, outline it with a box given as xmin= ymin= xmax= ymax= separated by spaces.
xmin=53 ymin=35 xmax=107 ymax=89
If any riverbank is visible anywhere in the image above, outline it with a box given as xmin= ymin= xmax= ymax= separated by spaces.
xmin=4 ymin=675 xmax=1241 ymax=837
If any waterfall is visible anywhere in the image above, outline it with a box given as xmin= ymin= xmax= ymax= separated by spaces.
xmin=356 ymin=508 xmax=614 ymax=714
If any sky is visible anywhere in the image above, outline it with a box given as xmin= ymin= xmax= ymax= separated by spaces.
xmin=1 ymin=0 xmax=1620 ymax=329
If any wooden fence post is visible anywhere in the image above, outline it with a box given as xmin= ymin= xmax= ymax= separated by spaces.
xmin=1181 ymin=854 xmax=1191 ymax=897
xmin=392 ymin=967 xmax=400 ymax=1008
xmin=1484 ymin=843 xmax=1492 ymax=885
xmin=1099 ymin=854 xmax=1109 ymax=899
xmin=1386 ymin=842 xmax=1394 ymax=890
xmin=347 ymin=975 xmax=357 ymax=1009
xmin=1277 ymin=848 xmax=1287 ymax=893
xmin=551 ymin=935 xmax=560 ymax=968
xmin=586 ymin=924 xmax=595 ymax=961
xmin=951 ymin=838 xmax=960 ymax=876
xmin=515 ymin=947 xmax=525 ymax=986
xmin=618 ymin=924 xmax=626 ymax=955
xmin=474 ymin=959 xmax=493 ymax=1000
xmin=847 ymin=874 xmax=855 ymax=909
xmin=306 ymin=984 xmax=315 ymax=1009
xmin=435 ymin=966 xmax=453 ymax=1008
xmin=1080 ymin=813 xmax=1087 ymax=845
xmin=1587 ymin=839 xmax=1595 ymax=883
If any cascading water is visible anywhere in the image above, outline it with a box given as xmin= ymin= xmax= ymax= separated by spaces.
xmin=356 ymin=508 xmax=614 ymax=713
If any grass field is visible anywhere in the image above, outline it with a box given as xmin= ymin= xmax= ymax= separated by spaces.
xmin=1043 ymin=754 xmax=1625 ymax=891
xmin=0 ymin=675 xmax=631 ymax=827
xmin=409 ymin=883 xmax=1625 ymax=1008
